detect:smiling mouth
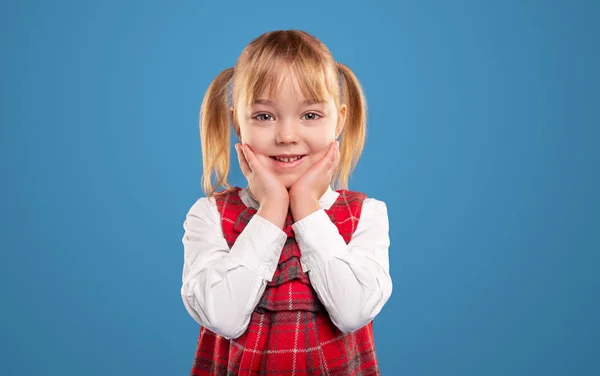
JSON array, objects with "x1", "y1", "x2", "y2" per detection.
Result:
[{"x1": 270, "y1": 155, "x2": 306, "y2": 163}]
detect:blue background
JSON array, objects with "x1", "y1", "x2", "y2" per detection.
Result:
[{"x1": 2, "y1": 0, "x2": 598, "y2": 375}]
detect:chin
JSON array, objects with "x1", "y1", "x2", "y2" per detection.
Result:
[
  {"x1": 279, "y1": 176, "x2": 298, "y2": 190},
  {"x1": 282, "y1": 181, "x2": 295, "y2": 190}
]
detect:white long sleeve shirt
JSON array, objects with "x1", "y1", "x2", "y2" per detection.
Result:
[{"x1": 180, "y1": 186, "x2": 392, "y2": 339}]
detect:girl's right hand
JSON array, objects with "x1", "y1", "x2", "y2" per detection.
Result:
[{"x1": 235, "y1": 143, "x2": 289, "y2": 209}]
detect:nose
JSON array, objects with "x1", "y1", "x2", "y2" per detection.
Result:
[{"x1": 275, "y1": 120, "x2": 299, "y2": 144}]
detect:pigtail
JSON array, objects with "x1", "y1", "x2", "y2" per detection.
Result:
[
  {"x1": 335, "y1": 62, "x2": 367, "y2": 190},
  {"x1": 200, "y1": 67, "x2": 235, "y2": 197}
]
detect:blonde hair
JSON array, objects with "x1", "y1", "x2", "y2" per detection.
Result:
[{"x1": 199, "y1": 30, "x2": 367, "y2": 197}]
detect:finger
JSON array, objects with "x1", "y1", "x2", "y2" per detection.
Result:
[
  {"x1": 326, "y1": 141, "x2": 337, "y2": 165},
  {"x1": 333, "y1": 141, "x2": 339, "y2": 158},
  {"x1": 242, "y1": 145, "x2": 262, "y2": 173},
  {"x1": 313, "y1": 142, "x2": 337, "y2": 173},
  {"x1": 328, "y1": 141, "x2": 340, "y2": 174},
  {"x1": 236, "y1": 143, "x2": 252, "y2": 176},
  {"x1": 332, "y1": 141, "x2": 341, "y2": 169}
]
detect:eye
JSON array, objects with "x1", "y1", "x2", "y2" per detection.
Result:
[
  {"x1": 253, "y1": 113, "x2": 274, "y2": 121},
  {"x1": 302, "y1": 112, "x2": 321, "y2": 121}
]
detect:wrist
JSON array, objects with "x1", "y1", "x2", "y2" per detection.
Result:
[
  {"x1": 290, "y1": 196, "x2": 321, "y2": 222},
  {"x1": 257, "y1": 199, "x2": 289, "y2": 229},
  {"x1": 289, "y1": 187, "x2": 315, "y2": 204}
]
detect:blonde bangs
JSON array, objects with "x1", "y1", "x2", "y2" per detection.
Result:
[{"x1": 235, "y1": 34, "x2": 339, "y2": 109}]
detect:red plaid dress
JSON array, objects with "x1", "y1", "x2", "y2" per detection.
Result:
[{"x1": 190, "y1": 187, "x2": 380, "y2": 375}]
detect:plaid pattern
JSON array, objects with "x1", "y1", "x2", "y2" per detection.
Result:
[{"x1": 190, "y1": 187, "x2": 380, "y2": 375}]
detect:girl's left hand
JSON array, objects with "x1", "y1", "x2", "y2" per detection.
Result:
[{"x1": 289, "y1": 141, "x2": 340, "y2": 218}]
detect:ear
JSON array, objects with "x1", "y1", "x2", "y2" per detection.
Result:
[
  {"x1": 336, "y1": 104, "x2": 347, "y2": 138},
  {"x1": 230, "y1": 106, "x2": 241, "y2": 140}
]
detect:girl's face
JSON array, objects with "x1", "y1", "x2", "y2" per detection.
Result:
[{"x1": 233, "y1": 74, "x2": 346, "y2": 189}]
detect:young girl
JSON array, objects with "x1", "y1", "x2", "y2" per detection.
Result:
[{"x1": 181, "y1": 30, "x2": 392, "y2": 375}]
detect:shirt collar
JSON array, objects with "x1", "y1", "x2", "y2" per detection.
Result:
[{"x1": 239, "y1": 186, "x2": 339, "y2": 210}]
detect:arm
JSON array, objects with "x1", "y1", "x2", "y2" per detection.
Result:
[
  {"x1": 180, "y1": 197, "x2": 287, "y2": 339},
  {"x1": 291, "y1": 198, "x2": 393, "y2": 333}
]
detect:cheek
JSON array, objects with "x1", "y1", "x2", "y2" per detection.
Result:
[
  {"x1": 306, "y1": 131, "x2": 336, "y2": 154},
  {"x1": 240, "y1": 129, "x2": 269, "y2": 151}
]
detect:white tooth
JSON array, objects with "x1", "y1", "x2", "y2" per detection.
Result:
[{"x1": 276, "y1": 156, "x2": 301, "y2": 162}]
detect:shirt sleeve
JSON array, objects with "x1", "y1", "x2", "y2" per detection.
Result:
[
  {"x1": 291, "y1": 198, "x2": 393, "y2": 333},
  {"x1": 180, "y1": 197, "x2": 287, "y2": 339}
]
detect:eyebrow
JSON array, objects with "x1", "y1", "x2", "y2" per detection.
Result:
[{"x1": 252, "y1": 98, "x2": 327, "y2": 106}]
